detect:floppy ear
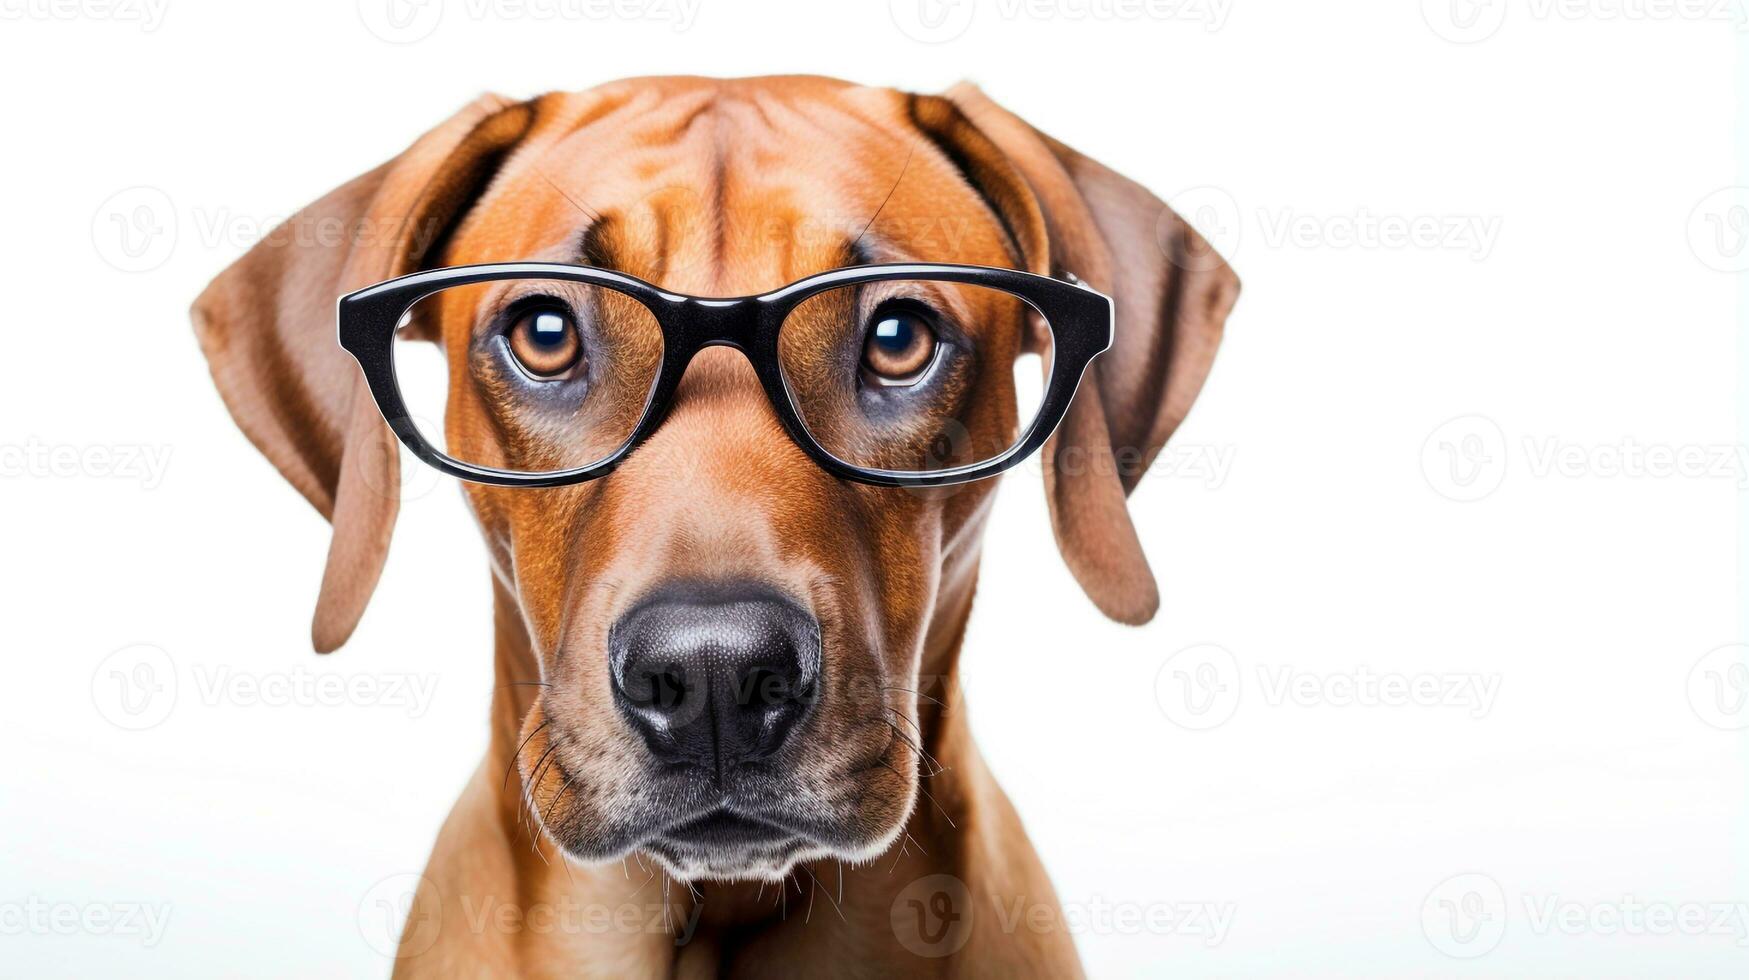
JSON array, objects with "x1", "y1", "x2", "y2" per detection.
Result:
[
  {"x1": 928, "y1": 84, "x2": 1240, "y2": 625},
  {"x1": 192, "y1": 93, "x2": 538, "y2": 651}
]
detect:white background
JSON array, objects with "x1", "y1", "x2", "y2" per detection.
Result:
[{"x1": 2, "y1": 1, "x2": 1746, "y2": 976}]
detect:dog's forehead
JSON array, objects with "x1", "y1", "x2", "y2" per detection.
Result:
[{"x1": 456, "y1": 78, "x2": 1015, "y2": 289}]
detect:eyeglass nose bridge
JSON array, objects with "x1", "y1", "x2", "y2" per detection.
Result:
[{"x1": 671, "y1": 295, "x2": 763, "y2": 355}]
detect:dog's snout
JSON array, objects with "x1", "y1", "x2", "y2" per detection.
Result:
[{"x1": 609, "y1": 585, "x2": 820, "y2": 774}]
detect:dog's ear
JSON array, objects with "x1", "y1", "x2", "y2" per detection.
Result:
[
  {"x1": 192, "y1": 94, "x2": 538, "y2": 651},
  {"x1": 921, "y1": 84, "x2": 1240, "y2": 625}
]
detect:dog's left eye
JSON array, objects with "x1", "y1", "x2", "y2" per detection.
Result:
[
  {"x1": 506, "y1": 306, "x2": 583, "y2": 378},
  {"x1": 861, "y1": 304, "x2": 938, "y2": 386}
]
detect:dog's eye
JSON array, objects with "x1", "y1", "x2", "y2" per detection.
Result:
[
  {"x1": 860, "y1": 305, "x2": 938, "y2": 386},
  {"x1": 506, "y1": 306, "x2": 583, "y2": 378}
]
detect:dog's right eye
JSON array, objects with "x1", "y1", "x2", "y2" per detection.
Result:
[{"x1": 505, "y1": 306, "x2": 583, "y2": 378}]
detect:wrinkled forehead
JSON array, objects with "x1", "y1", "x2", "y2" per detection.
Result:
[{"x1": 448, "y1": 83, "x2": 1019, "y2": 293}]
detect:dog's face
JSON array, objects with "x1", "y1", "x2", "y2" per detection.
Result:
[
  {"x1": 192, "y1": 76, "x2": 1238, "y2": 882},
  {"x1": 447, "y1": 81, "x2": 1025, "y2": 879}
]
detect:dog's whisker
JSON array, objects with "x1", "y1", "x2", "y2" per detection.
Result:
[
  {"x1": 880, "y1": 685, "x2": 948, "y2": 709},
  {"x1": 880, "y1": 759, "x2": 956, "y2": 830},
  {"x1": 532, "y1": 166, "x2": 602, "y2": 224},
  {"x1": 518, "y1": 739, "x2": 569, "y2": 863},
  {"x1": 669, "y1": 897, "x2": 685, "y2": 943},
  {"x1": 882, "y1": 704, "x2": 925, "y2": 738},
  {"x1": 876, "y1": 717, "x2": 946, "y2": 778},
  {"x1": 887, "y1": 835, "x2": 910, "y2": 874},
  {"x1": 626, "y1": 865, "x2": 660, "y2": 902},
  {"x1": 544, "y1": 772, "x2": 577, "y2": 820},
  {"x1": 540, "y1": 775, "x2": 580, "y2": 885},
  {"x1": 800, "y1": 864, "x2": 847, "y2": 925},
  {"x1": 502, "y1": 719, "x2": 551, "y2": 792},
  {"x1": 883, "y1": 725, "x2": 940, "y2": 778},
  {"x1": 884, "y1": 718, "x2": 941, "y2": 770},
  {"x1": 513, "y1": 748, "x2": 557, "y2": 860},
  {"x1": 849, "y1": 141, "x2": 916, "y2": 256}
]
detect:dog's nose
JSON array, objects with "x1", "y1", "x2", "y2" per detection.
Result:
[{"x1": 609, "y1": 585, "x2": 820, "y2": 773}]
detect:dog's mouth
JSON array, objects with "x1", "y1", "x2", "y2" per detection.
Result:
[
  {"x1": 643, "y1": 808, "x2": 824, "y2": 881},
  {"x1": 522, "y1": 697, "x2": 918, "y2": 882},
  {"x1": 662, "y1": 808, "x2": 792, "y2": 848}
]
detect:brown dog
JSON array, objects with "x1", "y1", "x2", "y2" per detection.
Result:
[{"x1": 193, "y1": 75, "x2": 1237, "y2": 977}]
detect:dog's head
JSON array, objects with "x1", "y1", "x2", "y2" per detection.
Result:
[{"x1": 193, "y1": 76, "x2": 1236, "y2": 881}]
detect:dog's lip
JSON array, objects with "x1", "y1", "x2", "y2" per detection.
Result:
[{"x1": 655, "y1": 807, "x2": 798, "y2": 849}]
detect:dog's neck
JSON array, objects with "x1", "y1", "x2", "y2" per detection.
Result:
[{"x1": 469, "y1": 560, "x2": 1004, "y2": 972}]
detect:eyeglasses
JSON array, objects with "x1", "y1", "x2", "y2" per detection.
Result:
[{"x1": 338, "y1": 262, "x2": 1112, "y2": 488}]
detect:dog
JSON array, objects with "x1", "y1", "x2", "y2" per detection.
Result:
[{"x1": 192, "y1": 75, "x2": 1237, "y2": 977}]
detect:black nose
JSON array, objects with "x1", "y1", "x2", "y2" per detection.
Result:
[{"x1": 609, "y1": 584, "x2": 820, "y2": 775}]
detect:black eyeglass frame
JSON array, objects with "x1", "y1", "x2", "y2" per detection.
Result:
[{"x1": 337, "y1": 262, "x2": 1113, "y2": 488}]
